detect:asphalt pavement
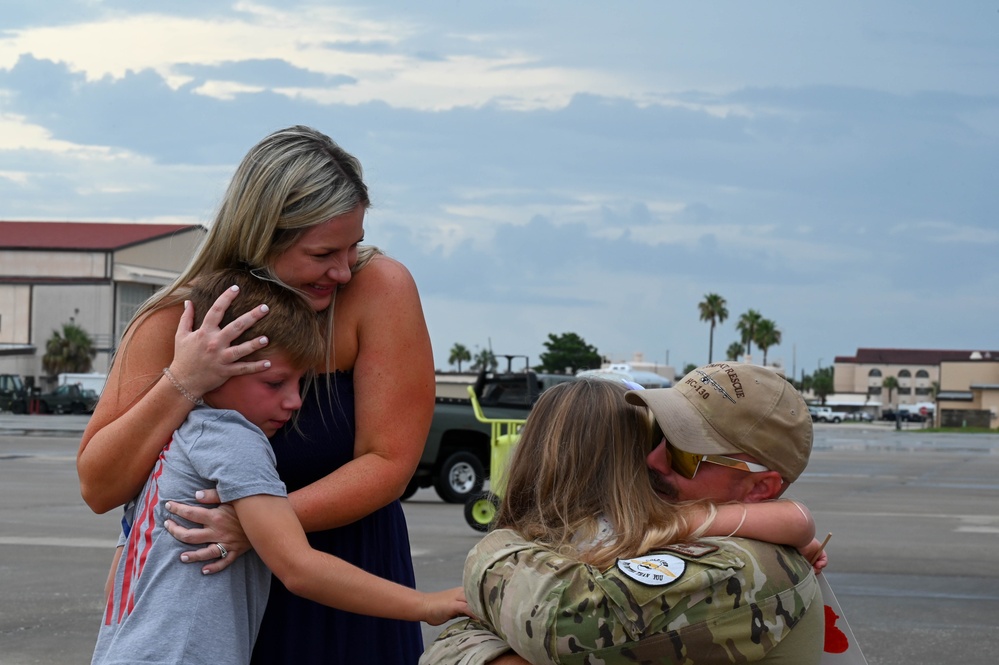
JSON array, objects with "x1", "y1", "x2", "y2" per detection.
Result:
[
  {"x1": 2, "y1": 417, "x2": 998, "y2": 664},
  {"x1": 0, "y1": 413, "x2": 91, "y2": 437}
]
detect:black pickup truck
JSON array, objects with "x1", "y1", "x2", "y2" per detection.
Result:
[
  {"x1": 880, "y1": 408, "x2": 925, "y2": 423},
  {"x1": 0, "y1": 373, "x2": 28, "y2": 414},
  {"x1": 404, "y1": 370, "x2": 576, "y2": 503}
]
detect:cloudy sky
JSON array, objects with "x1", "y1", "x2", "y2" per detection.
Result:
[{"x1": 2, "y1": 1, "x2": 997, "y2": 377}]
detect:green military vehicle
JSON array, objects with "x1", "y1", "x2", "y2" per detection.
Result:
[
  {"x1": 0, "y1": 374, "x2": 28, "y2": 414},
  {"x1": 404, "y1": 368, "x2": 576, "y2": 503},
  {"x1": 36, "y1": 383, "x2": 99, "y2": 414}
]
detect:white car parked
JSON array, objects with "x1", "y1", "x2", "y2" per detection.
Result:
[{"x1": 808, "y1": 405, "x2": 848, "y2": 423}]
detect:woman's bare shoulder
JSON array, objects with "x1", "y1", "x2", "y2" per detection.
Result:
[
  {"x1": 121, "y1": 303, "x2": 184, "y2": 353},
  {"x1": 332, "y1": 253, "x2": 429, "y2": 366},
  {"x1": 354, "y1": 253, "x2": 415, "y2": 287},
  {"x1": 340, "y1": 254, "x2": 420, "y2": 310}
]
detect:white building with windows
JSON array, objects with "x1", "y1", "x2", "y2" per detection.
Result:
[{"x1": 0, "y1": 221, "x2": 205, "y2": 390}]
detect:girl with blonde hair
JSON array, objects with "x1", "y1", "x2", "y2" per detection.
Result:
[{"x1": 496, "y1": 378, "x2": 822, "y2": 568}]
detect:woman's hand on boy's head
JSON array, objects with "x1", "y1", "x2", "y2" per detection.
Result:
[
  {"x1": 164, "y1": 491, "x2": 251, "y2": 575},
  {"x1": 173, "y1": 286, "x2": 272, "y2": 397}
]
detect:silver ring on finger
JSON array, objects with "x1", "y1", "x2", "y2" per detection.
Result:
[{"x1": 215, "y1": 542, "x2": 228, "y2": 559}]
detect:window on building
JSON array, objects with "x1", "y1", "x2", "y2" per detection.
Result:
[
  {"x1": 868, "y1": 386, "x2": 882, "y2": 395},
  {"x1": 868, "y1": 368, "x2": 882, "y2": 378},
  {"x1": 915, "y1": 369, "x2": 929, "y2": 378},
  {"x1": 915, "y1": 387, "x2": 930, "y2": 395},
  {"x1": 116, "y1": 283, "x2": 157, "y2": 343},
  {"x1": 898, "y1": 387, "x2": 911, "y2": 395},
  {"x1": 898, "y1": 369, "x2": 911, "y2": 378}
]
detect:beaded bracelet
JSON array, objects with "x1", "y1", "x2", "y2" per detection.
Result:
[{"x1": 163, "y1": 367, "x2": 205, "y2": 406}]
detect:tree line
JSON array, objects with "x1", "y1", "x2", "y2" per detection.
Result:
[
  {"x1": 446, "y1": 292, "x2": 838, "y2": 393},
  {"x1": 697, "y1": 293, "x2": 782, "y2": 366},
  {"x1": 698, "y1": 293, "x2": 847, "y2": 396},
  {"x1": 448, "y1": 332, "x2": 601, "y2": 375}
]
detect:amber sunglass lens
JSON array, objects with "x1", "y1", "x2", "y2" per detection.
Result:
[{"x1": 667, "y1": 442, "x2": 700, "y2": 479}]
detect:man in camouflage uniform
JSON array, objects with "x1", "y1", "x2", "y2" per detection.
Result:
[{"x1": 421, "y1": 363, "x2": 822, "y2": 665}]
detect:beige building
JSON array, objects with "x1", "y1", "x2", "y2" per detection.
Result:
[
  {"x1": 1, "y1": 221, "x2": 205, "y2": 390},
  {"x1": 936, "y1": 356, "x2": 999, "y2": 428},
  {"x1": 833, "y1": 348, "x2": 999, "y2": 426}
]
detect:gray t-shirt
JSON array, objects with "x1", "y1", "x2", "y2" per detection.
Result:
[{"x1": 92, "y1": 407, "x2": 287, "y2": 665}]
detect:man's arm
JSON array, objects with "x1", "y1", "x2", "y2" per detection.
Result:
[
  {"x1": 455, "y1": 530, "x2": 822, "y2": 665},
  {"x1": 420, "y1": 618, "x2": 525, "y2": 665}
]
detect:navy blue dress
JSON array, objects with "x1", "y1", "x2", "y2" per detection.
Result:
[{"x1": 250, "y1": 372, "x2": 423, "y2": 664}]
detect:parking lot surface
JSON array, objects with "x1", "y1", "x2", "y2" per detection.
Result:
[{"x1": 2, "y1": 419, "x2": 997, "y2": 664}]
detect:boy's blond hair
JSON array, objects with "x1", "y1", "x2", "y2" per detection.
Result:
[{"x1": 189, "y1": 269, "x2": 325, "y2": 371}]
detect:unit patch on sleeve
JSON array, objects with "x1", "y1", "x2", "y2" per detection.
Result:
[{"x1": 616, "y1": 553, "x2": 686, "y2": 586}]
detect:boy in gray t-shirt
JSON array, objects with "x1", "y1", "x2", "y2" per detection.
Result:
[{"x1": 92, "y1": 270, "x2": 466, "y2": 665}]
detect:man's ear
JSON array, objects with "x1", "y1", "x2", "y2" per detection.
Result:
[{"x1": 744, "y1": 471, "x2": 785, "y2": 502}]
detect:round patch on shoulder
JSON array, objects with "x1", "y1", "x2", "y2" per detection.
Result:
[{"x1": 616, "y1": 553, "x2": 686, "y2": 586}]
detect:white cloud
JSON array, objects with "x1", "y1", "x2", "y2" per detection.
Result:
[
  {"x1": 1, "y1": 1, "x2": 996, "y2": 375},
  {"x1": 0, "y1": 6, "x2": 396, "y2": 81},
  {"x1": 0, "y1": 4, "x2": 669, "y2": 112},
  {"x1": 0, "y1": 113, "x2": 103, "y2": 153},
  {"x1": 192, "y1": 80, "x2": 266, "y2": 100},
  {"x1": 291, "y1": 53, "x2": 616, "y2": 111},
  {"x1": 887, "y1": 219, "x2": 999, "y2": 244},
  {"x1": 0, "y1": 170, "x2": 29, "y2": 185}
]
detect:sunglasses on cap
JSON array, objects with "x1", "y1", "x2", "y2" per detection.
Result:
[{"x1": 663, "y1": 437, "x2": 771, "y2": 479}]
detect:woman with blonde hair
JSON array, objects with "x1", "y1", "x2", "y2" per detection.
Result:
[
  {"x1": 428, "y1": 377, "x2": 826, "y2": 665},
  {"x1": 78, "y1": 125, "x2": 435, "y2": 664}
]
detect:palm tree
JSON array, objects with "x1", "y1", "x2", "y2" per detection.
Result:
[
  {"x1": 698, "y1": 293, "x2": 728, "y2": 364},
  {"x1": 811, "y1": 367, "x2": 834, "y2": 405},
  {"x1": 725, "y1": 341, "x2": 744, "y2": 361},
  {"x1": 754, "y1": 319, "x2": 782, "y2": 366},
  {"x1": 471, "y1": 348, "x2": 498, "y2": 373},
  {"x1": 798, "y1": 371, "x2": 813, "y2": 394},
  {"x1": 736, "y1": 309, "x2": 763, "y2": 359},
  {"x1": 42, "y1": 322, "x2": 96, "y2": 379},
  {"x1": 882, "y1": 375, "x2": 898, "y2": 409},
  {"x1": 448, "y1": 343, "x2": 472, "y2": 372}
]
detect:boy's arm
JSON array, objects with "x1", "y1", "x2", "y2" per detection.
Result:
[
  {"x1": 694, "y1": 499, "x2": 816, "y2": 549},
  {"x1": 104, "y1": 546, "x2": 123, "y2": 602},
  {"x1": 232, "y1": 494, "x2": 466, "y2": 625}
]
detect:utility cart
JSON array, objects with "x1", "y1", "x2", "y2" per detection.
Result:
[{"x1": 462, "y1": 384, "x2": 527, "y2": 531}]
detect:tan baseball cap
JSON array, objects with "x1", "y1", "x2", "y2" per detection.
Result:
[{"x1": 624, "y1": 362, "x2": 813, "y2": 481}]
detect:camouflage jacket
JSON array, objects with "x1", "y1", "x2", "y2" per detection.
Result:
[{"x1": 421, "y1": 529, "x2": 821, "y2": 665}]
